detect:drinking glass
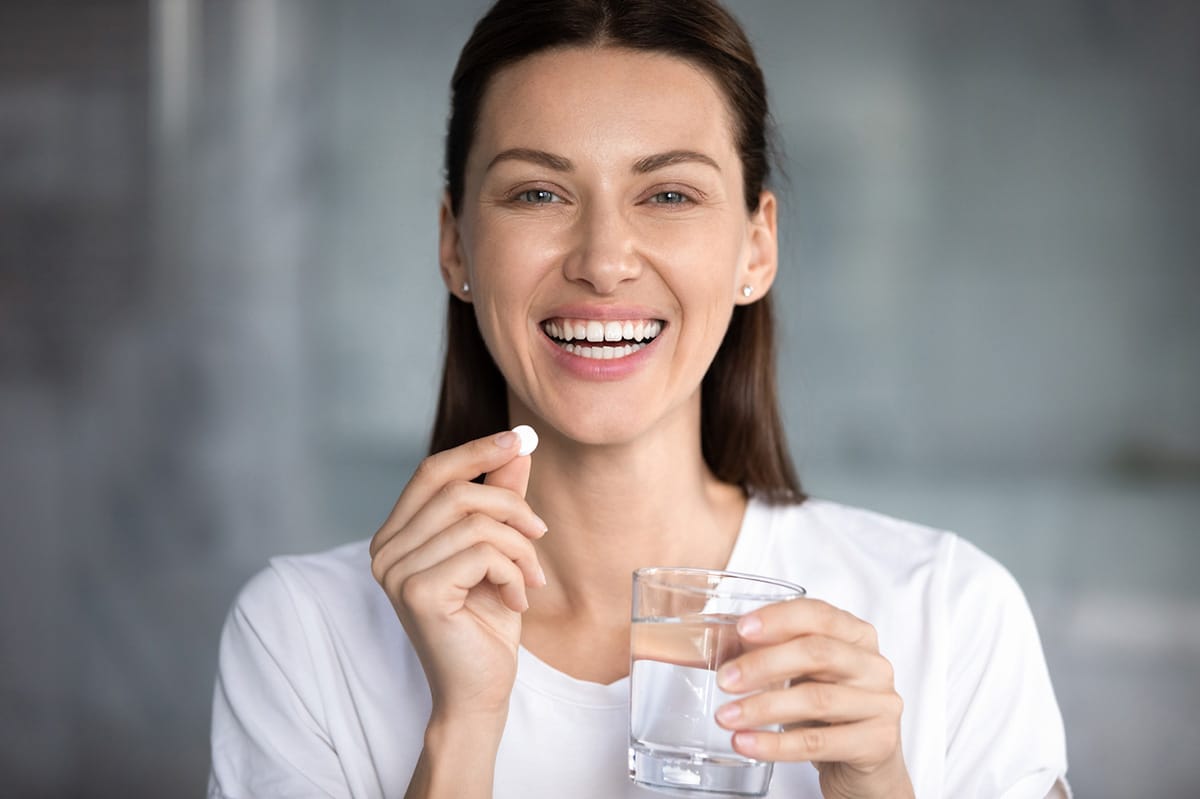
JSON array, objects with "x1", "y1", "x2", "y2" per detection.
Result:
[{"x1": 628, "y1": 567, "x2": 806, "y2": 797}]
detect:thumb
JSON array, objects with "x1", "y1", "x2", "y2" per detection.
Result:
[
  {"x1": 483, "y1": 425, "x2": 537, "y2": 497},
  {"x1": 484, "y1": 452, "x2": 532, "y2": 497}
]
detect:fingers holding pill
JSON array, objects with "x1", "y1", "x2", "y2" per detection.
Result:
[
  {"x1": 371, "y1": 426, "x2": 540, "y2": 556},
  {"x1": 367, "y1": 426, "x2": 544, "y2": 722}
]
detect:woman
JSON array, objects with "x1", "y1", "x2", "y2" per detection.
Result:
[{"x1": 208, "y1": 1, "x2": 1068, "y2": 797}]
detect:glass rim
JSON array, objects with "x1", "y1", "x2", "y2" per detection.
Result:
[{"x1": 633, "y1": 566, "x2": 805, "y2": 601}]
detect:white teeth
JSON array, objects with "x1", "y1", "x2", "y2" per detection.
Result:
[
  {"x1": 557, "y1": 341, "x2": 649, "y2": 360},
  {"x1": 543, "y1": 317, "x2": 664, "y2": 356},
  {"x1": 545, "y1": 318, "x2": 663, "y2": 341}
]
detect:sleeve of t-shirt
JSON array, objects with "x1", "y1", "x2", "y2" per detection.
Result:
[
  {"x1": 941, "y1": 536, "x2": 1069, "y2": 798},
  {"x1": 208, "y1": 565, "x2": 350, "y2": 799}
]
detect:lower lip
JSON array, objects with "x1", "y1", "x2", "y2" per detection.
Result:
[{"x1": 540, "y1": 328, "x2": 662, "y2": 380}]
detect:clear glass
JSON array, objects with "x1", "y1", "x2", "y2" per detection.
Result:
[{"x1": 628, "y1": 567, "x2": 806, "y2": 797}]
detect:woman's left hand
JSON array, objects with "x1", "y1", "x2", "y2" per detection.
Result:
[{"x1": 714, "y1": 598, "x2": 914, "y2": 799}]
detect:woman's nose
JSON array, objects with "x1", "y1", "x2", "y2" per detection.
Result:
[{"x1": 561, "y1": 204, "x2": 642, "y2": 294}]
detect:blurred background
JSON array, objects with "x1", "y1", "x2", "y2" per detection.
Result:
[{"x1": 1, "y1": 0, "x2": 1197, "y2": 796}]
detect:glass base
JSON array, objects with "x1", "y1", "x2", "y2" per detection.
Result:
[{"x1": 628, "y1": 744, "x2": 772, "y2": 797}]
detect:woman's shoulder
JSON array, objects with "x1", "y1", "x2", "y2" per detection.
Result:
[
  {"x1": 777, "y1": 497, "x2": 948, "y2": 539},
  {"x1": 270, "y1": 538, "x2": 374, "y2": 587},
  {"x1": 747, "y1": 496, "x2": 1016, "y2": 598},
  {"x1": 227, "y1": 538, "x2": 385, "y2": 634},
  {"x1": 754, "y1": 496, "x2": 954, "y2": 560}
]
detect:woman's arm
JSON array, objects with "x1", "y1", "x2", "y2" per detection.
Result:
[
  {"x1": 403, "y1": 717, "x2": 505, "y2": 799},
  {"x1": 941, "y1": 538, "x2": 1068, "y2": 797},
  {"x1": 210, "y1": 431, "x2": 545, "y2": 799},
  {"x1": 369, "y1": 430, "x2": 546, "y2": 798},
  {"x1": 208, "y1": 568, "x2": 350, "y2": 799}
]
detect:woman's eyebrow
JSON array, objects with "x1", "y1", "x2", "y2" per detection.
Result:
[
  {"x1": 487, "y1": 148, "x2": 574, "y2": 172},
  {"x1": 486, "y1": 148, "x2": 721, "y2": 175},
  {"x1": 633, "y1": 150, "x2": 721, "y2": 174}
]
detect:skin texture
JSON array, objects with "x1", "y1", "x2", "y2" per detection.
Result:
[{"x1": 371, "y1": 46, "x2": 912, "y2": 799}]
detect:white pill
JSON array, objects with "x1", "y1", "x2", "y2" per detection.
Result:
[{"x1": 512, "y1": 424, "x2": 539, "y2": 456}]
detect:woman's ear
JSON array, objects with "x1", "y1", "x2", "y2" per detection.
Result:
[
  {"x1": 439, "y1": 192, "x2": 472, "y2": 302},
  {"x1": 736, "y1": 190, "x2": 779, "y2": 305}
]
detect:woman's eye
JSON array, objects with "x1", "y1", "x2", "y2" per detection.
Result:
[
  {"x1": 515, "y1": 189, "x2": 561, "y2": 204},
  {"x1": 648, "y1": 190, "x2": 691, "y2": 205}
]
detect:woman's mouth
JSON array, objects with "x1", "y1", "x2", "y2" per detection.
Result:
[{"x1": 540, "y1": 317, "x2": 664, "y2": 360}]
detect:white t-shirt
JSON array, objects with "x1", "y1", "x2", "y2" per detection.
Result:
[{"x1": 208, "y1": 498, "x2": 1068, "y2": 798}]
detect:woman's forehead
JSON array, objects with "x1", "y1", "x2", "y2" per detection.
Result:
[{"x1": 470, "y1": 46, "x2": 740, "y2": 169}]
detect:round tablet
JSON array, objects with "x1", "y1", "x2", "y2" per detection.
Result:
[{"x1": 511, "y1": 424, "x2": 539, "y2": 456}]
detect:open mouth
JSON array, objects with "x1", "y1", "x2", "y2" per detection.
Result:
[{"x1": 540, "y1": 317, "x2": 664, "y2": 360}]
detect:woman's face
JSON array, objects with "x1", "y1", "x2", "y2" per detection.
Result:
[{"x1": 441, "y1": 46, "x2": 777, "y2": 447}]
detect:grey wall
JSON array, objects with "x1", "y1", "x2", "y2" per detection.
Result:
[{"x1": 1, "y1": 1, "x2": 1197, "y2": 796}]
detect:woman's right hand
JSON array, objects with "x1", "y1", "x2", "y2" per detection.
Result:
[{"x1": 369, "y1": 430, "x2": 547, "y2": 733}]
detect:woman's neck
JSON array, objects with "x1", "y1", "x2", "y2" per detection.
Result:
[{"x1": 519, "y1": 412, "x2": 747, "y2": 624}]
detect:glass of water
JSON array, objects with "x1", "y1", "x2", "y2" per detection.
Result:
[{"x1": 628, "y1": 567, "x2": 806, "y2": 797}]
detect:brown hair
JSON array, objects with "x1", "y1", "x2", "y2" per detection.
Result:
[{"x1": 431, "y1": 0, "x2": 803, "y2": 504}]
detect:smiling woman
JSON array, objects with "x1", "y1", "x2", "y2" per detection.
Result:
[{"x1": 207, "y1": 2, "x2": 1068, "y2": 798}]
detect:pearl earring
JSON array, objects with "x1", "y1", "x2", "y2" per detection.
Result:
[
  {"x1": 741, "y1": 284, "x2": 753, "y2": 298},
  {"x1": 462, "y1": 282, "x2": 470, "y2": 293}
]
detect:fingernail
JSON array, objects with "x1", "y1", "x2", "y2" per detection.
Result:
[
  {"x1": 494, "y1": 431, "x2": 516, "y2": 448},
  {"x1": 716, "y1": 703, "x2": 741, "y2": 724},
  {"x1": 536, "y1": 566, "x2": 547, "y2": 586},
  {"x1": 737, "y1": 614, "x2": 762, "y2": 638},
  {"x1": 733, "y1": 731, "x2": 757, "y2": 751},
  {"x1": 534, "y1": 516, "x2": 549, "y2": 535},
  {"x1": 717, "y1": 664, "x2": 740, "y2": 691}
]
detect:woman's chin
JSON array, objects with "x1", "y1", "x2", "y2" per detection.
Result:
[
  {"x1": 525, "y1": 411, "x2": 657, "y2": 450},
  {"x1": 527, "y1": 397, "x2": 703, "y2": 451}
]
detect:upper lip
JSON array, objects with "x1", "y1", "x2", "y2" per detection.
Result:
[{"x1": 539, "y1": 304, "x2": 667, "y2": 323}]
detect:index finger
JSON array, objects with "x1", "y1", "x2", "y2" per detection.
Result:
[
  {"x1": 737, "y1": 598, "x2": 879, "y2": 653},
  {"x1": 373, "y1": 430, "x2": 524, "y2": 550}
]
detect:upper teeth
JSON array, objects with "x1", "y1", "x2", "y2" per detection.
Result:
[{"x1": 542, "y1": 318, "x2": 663, "y2": 343}]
